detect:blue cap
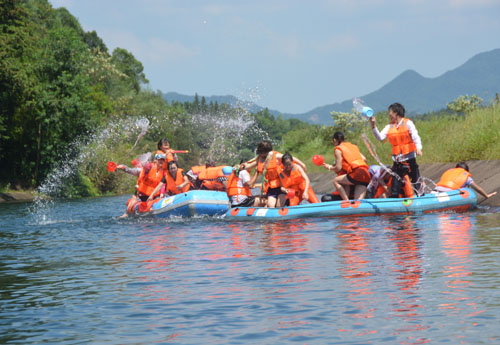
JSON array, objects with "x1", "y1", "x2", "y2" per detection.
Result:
[{"x1": 222, "y1": 166, "x2": 233, "y2": 175}]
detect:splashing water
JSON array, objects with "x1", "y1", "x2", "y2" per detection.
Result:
[
  {"x1": 29, "y1": 117, "x2": 152, "y2": 224},
  {"x1": 131, "y1": 118, "x2": 150, "y2": 150}
]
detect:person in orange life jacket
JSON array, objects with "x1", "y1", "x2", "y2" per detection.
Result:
[
  {"x1": 279, "y1": 152, "x2": 319, "y2": 206},
  {"x1": 148, "y1": 160, "x2": 190, "y2": 199},
  {"x1": 370, "y1": 102, "x2": 423, "y2": 197},
  {"x1": 134, "y1": 152, "x2": 166, "y2": 203},
  {"x1": 240, "y1": 140, "x2": 307, "y2": 208},
  {"x1": 434, "y1": 162, "x2": 497, "y2": 199},
  {"x1": 157, "y1": 138, "x2": 178, "y2": 170},
  {"x1": 227, "y1": 160, "x2": 256, "y2": 208},
  {"x1": 322, "y1": 132, "x2": 370, "y2": 201}
]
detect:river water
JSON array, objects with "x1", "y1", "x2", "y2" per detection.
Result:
[{"x1": 1, "y1": 196, "x2": 500, "y2": 344}]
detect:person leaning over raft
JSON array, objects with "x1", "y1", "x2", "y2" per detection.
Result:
[
  {"x1": 322, "y1": 132, "x2": 370, "y2": 201},
  {"x1": 279, "y1": 152, "x2": 320, "y2": 206},
  {"x1": 434, "y1": 162, "x2": 497, "y2": 200},
  {"x1": 369, "y1": 102, "x2": 423, "y2": 197},
  {"x1": 241, "y1": 140, "x2": 307, "y2": 208}
]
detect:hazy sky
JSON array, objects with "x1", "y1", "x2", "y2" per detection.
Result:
[{"x1": 49, "y1": 0, "x2": 500, "y2": 114}]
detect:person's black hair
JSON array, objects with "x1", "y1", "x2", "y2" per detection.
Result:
[
  {"x1": 333, "y1": 132, "x2": 345, "y2": 143},
  {"x1": 205, "y1": 160, "x2": 216, "y2": 167},
  {"x1": 167, "y1": 160, "x2": 178, "y2": 169},
  {"x1": 388, "y1": 103, "x2": 405, "y2": 117},
  {"x1": 456, "y1": 162, "x2": 469, "y2": 172},
  {"x1": 256, "y1": 140, "x2": 273, "y2": 154},
  {"x1": 281, "y1": 152, "x2": 293, "y2": 163},
  {"x1": 157, "y1": 138, "x2": 170, "y2": 150}
]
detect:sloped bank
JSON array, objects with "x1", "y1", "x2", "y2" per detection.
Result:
[{"x1": 309, "y1": 160, "x2": 500, "y2": 207}]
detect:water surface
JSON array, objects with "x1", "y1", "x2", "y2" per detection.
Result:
[{"x1": 1, "y1": 196, "x2": 500, "y2": 344}]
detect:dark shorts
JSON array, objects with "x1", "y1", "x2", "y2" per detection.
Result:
[
  {"x1": 231, "y1": 196, "x2": 255, "y2": 208},
  {"x1": 138, "y1": 194, "x2": 149, "y2": 202},
  {"x1": 266, "y1": 186, "x2": 284, "y2": 198},
  {"x1": 346, "y1": 166, "x2": 370, "y2": 186}
]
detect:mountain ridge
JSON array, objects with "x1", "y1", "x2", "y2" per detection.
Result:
[{"x1": 162, "y1": 48, "x2": 500, "y2": 125}]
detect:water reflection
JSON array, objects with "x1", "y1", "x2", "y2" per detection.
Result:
[
  {"x1": 260, "y1": 221, "x2": 310, "y2": 256},
  {"x1": 337, "y1": 220, "x2": 374, "y2": 319},
  {"x1": 385, "y1": 217, "x2": 427, "y2": 341},
  {"x1": 437, "y1": 214, "x2": 475, "y2": 314}
]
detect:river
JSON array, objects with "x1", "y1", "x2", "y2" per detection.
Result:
[{"x1": 1, "y1": 196, "x2": 500, "y2": 344}]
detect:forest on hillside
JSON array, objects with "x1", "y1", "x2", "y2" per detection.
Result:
[
  {"x1": 2, "y1": 0, "x2": 498, "y2": 198},
  {"x1": 0, "y1": 0, "x2": 319, "y2": 196}
]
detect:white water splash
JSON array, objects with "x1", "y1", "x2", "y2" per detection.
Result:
[{"x1": 30, "y1": 117, "x2": 152, "y2": 223}]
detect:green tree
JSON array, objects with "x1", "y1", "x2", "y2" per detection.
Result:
[
  {"x1": 111, "y1": 48, "x2": 148, "y2": 93},
  {"x1": 447, "y1": 94, "x2": 483, "y2": 114}
]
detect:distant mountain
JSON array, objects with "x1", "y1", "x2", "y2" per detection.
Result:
[
  {"x1": 292, "y1": 48, "x2": 500, "y2": 124},
  {"x1": 163, "y1": 48, "x2": 500, "y2": 125},
  {"x1": 162, "y1": 92, "x2": 282, "y2": 117}
]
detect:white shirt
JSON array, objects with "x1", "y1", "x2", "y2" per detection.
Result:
[{"x1": 230, "y1": 170, "x2": 251, "y2": 204}]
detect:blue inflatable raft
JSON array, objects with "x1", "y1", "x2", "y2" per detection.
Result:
[
  {"x1": 126, "y1": 190, "x2": 230, "y2": 218},
  {"x1": 224, "y1": 188, "x2": 477, "y2": 220}
]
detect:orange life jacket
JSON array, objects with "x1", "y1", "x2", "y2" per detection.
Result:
[
  {"x1": 164, "y1": 168, "x2": 190, "y2": 195},
  {"x1": 375, "y1": 175, "x2": 414, "y2": 198},
  {"x1": 437, "y1": 168, "x2": 471, "y2": 190},
  {"x1": 226, "y1": 170, "x2": 252, "y2": 198},
  {"x1": 278, "y1": 163, "x2": 320, "y2": 206},
  {"x1": 137, "y1": 162, "x2": 164, "y2": 197},
  {"x1": 335, "y1": 142, "x2": 368, "y2": 174},
  {"x1": 257, "y1": 151, "x2": 281, "y2": 189},
  {"x1": 198, "y1": 166, "x2": 226, "y2": 191},
  {"x1": 387, "y1": 118, "x2": 417, "y2": 159}
]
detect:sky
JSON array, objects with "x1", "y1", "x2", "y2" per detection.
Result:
[{"x1": 48, "y1": 0, "x2": 500, "y2": 114}]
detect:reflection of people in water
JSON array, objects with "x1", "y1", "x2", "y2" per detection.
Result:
[
  {"x1": 385, "y1": 216, "x2": 424, "y2": 322},
  {"x1": 387, "y1": 217, "x2": 423, "y2": 292},
  {"x1": 260, "y1": 221, "x2": 309, "y2": 256},
  {"x1": 336, "y1": 220, "x2": 375, "y2": 320},
  {"x1": 437, "y1": 214, "x2": 474, "y2": 313}
]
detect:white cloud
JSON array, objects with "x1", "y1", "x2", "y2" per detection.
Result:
[{"x1": 100, "y1": 29, "x2": 199, "y2": 64}]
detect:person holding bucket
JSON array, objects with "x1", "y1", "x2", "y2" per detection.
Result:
[{"x1": 369, "y1": 102, "x2": 423, "y2": 197}]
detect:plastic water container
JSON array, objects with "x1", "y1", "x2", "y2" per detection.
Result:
[{"x1": 353, "y1": 98, "x2": 374, "y2": 118}]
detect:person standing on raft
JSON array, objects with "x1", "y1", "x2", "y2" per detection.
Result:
[
  {"x1": 322, "y1": 132, "x2": 370, "y2": 200},
  {"x1": 369, "y1": 102, "x2": 423, "y2": 197}
]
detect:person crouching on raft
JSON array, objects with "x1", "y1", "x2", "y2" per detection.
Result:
[
  {"x1": 434, "y1": 162, "x2": 497, "y2": 200},
  {"x1": 279, "y1": 152, "x2": 319, "y2": 206},
  {"x1": 148, "y1": 161, "x2": 190, "y2": 199},
  {"x1": 322, "y1": 132, "x2": 370, "y2": 201},
  {"x1": 241, "y1": 140, "x2": 307, "y2": 208}
]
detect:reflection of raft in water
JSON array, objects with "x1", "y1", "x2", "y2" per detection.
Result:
[
  {"x1": 126, "y1": 190, "x2": 230, "y2": 218},
  {"x1": 224, "y1": 188, "x2": 477, "y2": 220}
]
